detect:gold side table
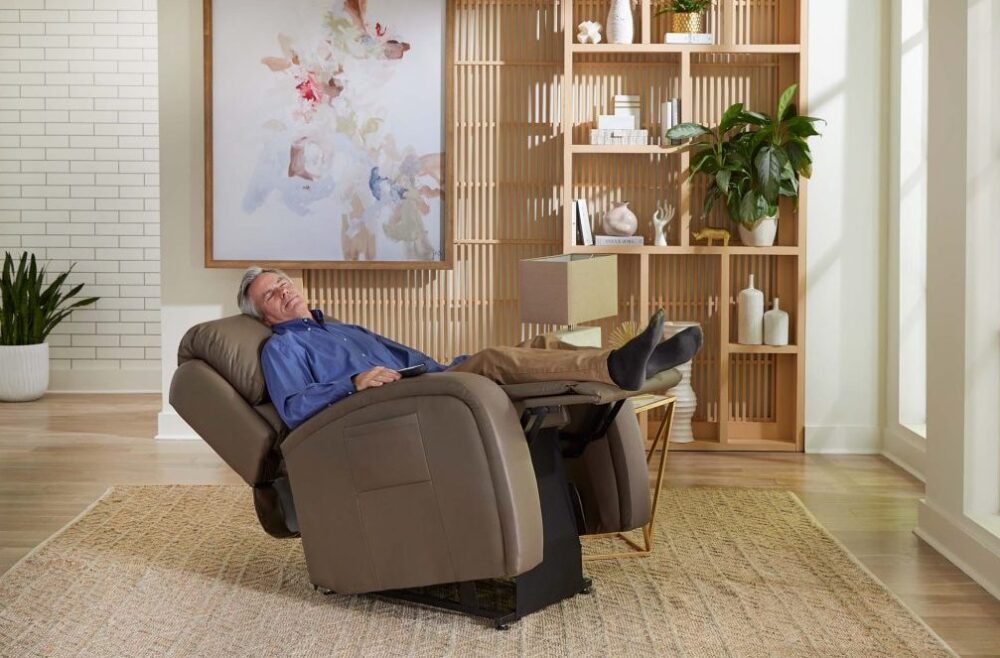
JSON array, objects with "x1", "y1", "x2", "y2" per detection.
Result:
[{"x1": 582, "y1": 394, "x2": 676, "y2": 561}]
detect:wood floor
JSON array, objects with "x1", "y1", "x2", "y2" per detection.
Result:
[{"x1": 1, "y1": 395, "x2": 998, "y2": 657}]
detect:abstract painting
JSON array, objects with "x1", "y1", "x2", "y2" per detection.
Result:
[{"x1": 205, "y1": 0, "x2": 449, "y2": 268}]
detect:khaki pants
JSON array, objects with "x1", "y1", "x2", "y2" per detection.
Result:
[{"x1": 447, "y1": 335, "x2": 615, "y2": 386}]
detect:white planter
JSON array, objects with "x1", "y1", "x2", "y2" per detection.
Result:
[
  {"x1": 0, "y1": 343, "x2": 49, "y2": 402},
  {"x1": 606, "y1": 0, "x2": 634, "y2": 44},
  {"x1": 738, "y1": 215, "x2": 778, "y2": 247},
  {"x1": 663, "y1": 321, "x2": 698, "y2": 444}
]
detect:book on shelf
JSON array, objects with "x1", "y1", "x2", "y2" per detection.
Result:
[
  {"x1": 597, "y1": 114, "x2": 638, "y2": 130},
  {"x1": 574, "y1": 199, "x2": 594, "y2": 246},
  {"x1": 590, "y1": 129, "x2": 649, "y2": 145},
  {"x1": 595, "y1": 235, "x2": 644, "y2": 246},
  {"x1": 664, "y1": 32, "x2": 715, "y2": 44}
]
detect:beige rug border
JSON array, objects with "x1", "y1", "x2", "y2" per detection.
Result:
[
  {"x1": 787, "y1": 491, "x2": 959, "y2": 658},
  {"x1": 0, "y1": 485, "x2": 960, "y2": 658}
]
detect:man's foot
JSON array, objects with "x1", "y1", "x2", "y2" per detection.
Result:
[
  {"x1": 645, "y1": 325, "x2": 703, "y2": 378},
  {"x1": 607, "y1": 309, "x2": 665, "y2": 390}
]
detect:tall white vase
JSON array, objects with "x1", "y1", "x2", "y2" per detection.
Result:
[
  {"x1": 663, "y1": 321, "x2": 698, "y2": 444},
  {"x1": 764, "y1": 298, "x2": 789, "y2": 346},
  {"x1": 737, "y1": 274, "x2": 764, "y2": 345},
  {"x1": 606, "y1": 0, "x2": 634, "y2": 44}
]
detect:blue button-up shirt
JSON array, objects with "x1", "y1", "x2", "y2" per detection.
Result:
[{"x1": 261, "y1": 310, "x2": 466, "y2": 429}]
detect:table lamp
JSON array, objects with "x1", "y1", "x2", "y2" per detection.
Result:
[{"x1": 518, "y1": 254, "x2": 619, "y2": 348}]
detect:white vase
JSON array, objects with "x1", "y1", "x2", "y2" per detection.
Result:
[
  {"x1": 603, "y1": 201, "x2": 638, "y2": 236},
  {"x1": 764, "y1": 298, "x2": 789, "y2": 346},
  {"x1": 737, "y1": 274, "x2": 764, "y2": 345},
  {"x1": 0, "y1": 343, "x2": 49, "y2": 402},
  {"x1": 737, "y1": 214, "x2": 778, "y2": 247},
  {"x1": 662, "y1": 321, "x2": 698, "y2": 444},
  {"x1": 606, "y1": 0, "x2": 634, "y2": 44}
]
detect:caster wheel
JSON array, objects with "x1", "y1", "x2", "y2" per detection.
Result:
[
  {"x1": 495, "y1": 623, "x2": 511, "y2": 631},
  {"x1": 312, "y1": 584, "x2": 335, "y2": 596},
  {"x1": 580, "y1": 578, "x2": 594, "y2": 595}
]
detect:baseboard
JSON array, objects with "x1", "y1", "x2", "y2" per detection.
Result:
[
  {"x1": 804, "y1": 425, "x2": 882, "y2": 454},
  {"x1": 882, "y1": 425, "x2": 926, "y2": 482},
  {"x1": 49, "y1": 367, "x2": 160, "y2": 393},
  {"x1": 916, "y1": 500, "x2": 1000, "y2": 600},
  {"x1": 155, "y1": 409, "x2": 201, "y2": 441}
]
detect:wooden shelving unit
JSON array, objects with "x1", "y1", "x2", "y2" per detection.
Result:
[{"x1": 563, "y1": 0, "x2": 807, "y2": 451}]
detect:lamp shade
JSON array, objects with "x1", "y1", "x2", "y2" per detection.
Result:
[{"x1": 518, "y1": 254, "x2": 619, "y2": 326}]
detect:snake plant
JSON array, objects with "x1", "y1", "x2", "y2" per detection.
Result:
[{"x1": 0, "y1": 251, "x2": 99, "y2": 346}]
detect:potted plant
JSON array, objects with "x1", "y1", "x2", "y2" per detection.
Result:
[
  {"x1": 655, "y1": 0, "x2": 715, "y2": 34},
  {"x1": 0, "y1": 252, "x2": 99, "y2": 401},
  {"x1": 665, "y1": 84, "x2": 822, "y2": 246}
]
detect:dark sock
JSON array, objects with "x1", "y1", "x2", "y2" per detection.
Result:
[
  {"x1": 645, "y1": 325, "x2": 703, "y2": 378},
  {"x1": 607, "y1": 309, "x2": 665, "y2": 390}
]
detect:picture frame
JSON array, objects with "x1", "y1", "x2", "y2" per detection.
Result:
[{"x1": 203, "y1": 0, "x2": 454, "y2": 269}]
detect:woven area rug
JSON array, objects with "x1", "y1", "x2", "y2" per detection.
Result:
[{"x1": 0, "y1": 486, "x2": 955, "y2": 657}]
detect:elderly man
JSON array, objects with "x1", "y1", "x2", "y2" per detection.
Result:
[{"x1": 238, "y1": 267, "x2": 702, "y2": 429}]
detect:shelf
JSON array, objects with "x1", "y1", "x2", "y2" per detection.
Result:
[
  {"x1": 571, "y1": 44, "x2": 801, "y2": 55},
  {"x1": 566, "y1": 245, "x2": 800, "y2": 256},
  {"x1": 728, "y1": 344, "x2": 799, "y2": 354},
  {"x1": 571, "y1": 144, "x2": 684, "y2": 155}
]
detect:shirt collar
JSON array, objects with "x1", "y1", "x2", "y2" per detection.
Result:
[{"x1": 271, "y1": 309, "x2": 326, "y2": 334}]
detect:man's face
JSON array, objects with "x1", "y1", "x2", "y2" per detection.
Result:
[{"x1": 248, "y1": 272, "x2": 310, "y2": 326}]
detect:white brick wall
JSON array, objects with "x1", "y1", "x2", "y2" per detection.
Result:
[{"x1": 0, "y1": 0, "x2": 159, "y2": 391}]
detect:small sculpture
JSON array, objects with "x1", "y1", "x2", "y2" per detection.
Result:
[
  {"x1": 652, "y1": 203, "x2": 676, "y2": 247},
  {"x1": 577, "y1": 21, "x2": 603, "y2": 44},
  {"x1": 691, "y1": 227, "x2": 731, "y2": 246},
  {"x1": 603, "y1": 201, "x2": 638, "y2": 236}
]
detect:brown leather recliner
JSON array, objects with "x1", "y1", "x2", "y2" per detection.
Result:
[{"x1": 169, "y1": 315, "x2": 680, "y2": 627}]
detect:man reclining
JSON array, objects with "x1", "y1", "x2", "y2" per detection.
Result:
[{"x1": 238, "y1": 267, "x2": 702, "y2": 429}]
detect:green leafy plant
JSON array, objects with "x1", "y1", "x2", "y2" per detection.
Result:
[
  {"x1": 665, "y1": 84, "x2": 823, "y2": 228},
  {"x1": 0, "y1": 252, "x2": 99, "y2": 346},
  {"x1": 655, "y1": 0, "x2": 714, "y2": 14}
]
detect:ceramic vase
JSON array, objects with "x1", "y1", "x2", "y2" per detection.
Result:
[
  {"x1": 606, "y1": 0, "x2": 634, "y2": 44},
  {"x1": 603, "y1": 201, "x2": 638, "y2": 236},
  {"x1": 737, "y1": 214, "x2": 778, "y2": 247},
  {"x1": 0, "y1": 343, "x2": 49, "y2": 402},
  {"x1": 663, "y1": 321, "x2": 698, "y2": 444},
  {"x1": 737, "y1": 274, "x2": 764, "y2": 345},
  {"x1": 764, "y1": 298, "x2": 789, "y2": 346}
]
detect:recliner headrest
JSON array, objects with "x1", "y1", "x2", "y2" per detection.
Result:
[{"x1": 178, "y1": 315, "x2": 272, "y2": 405}]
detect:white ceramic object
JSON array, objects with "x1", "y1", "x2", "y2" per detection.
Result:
[
  {"x1": 663, "y1": 321, "x2": 699, "y2": 444},
  {"x1": 737, "y1": 274, "x2": 764, "y2": 345},
  {"x1": 652, "y1": 203, "x2": 675, "y2": 246},
  {"x1": 606, "y1": 0, "x2": 634, "y2": 44},
  {"x1": 737, "y1": 215, "x2": 778, "y2": 247},
  {"x1": 764, "y1": 298, "x2": 789, "y2": 346},
  {"x1": 577, "y1": 21, "x2": 603, "y2": 44},
  {"x1": 0, "y1": 343, "x2": 49, "y2": 402},
  {"x1": 603, "y1": 201, "x2": 638, "y2": 236}
]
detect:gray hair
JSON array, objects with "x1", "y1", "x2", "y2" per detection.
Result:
[{"x1": 237, "y1": 267, "x2": 288, "y2": 319}]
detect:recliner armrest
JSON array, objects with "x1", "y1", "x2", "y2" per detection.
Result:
[{"x1": 280, "y1": 372, "x2": 544, "y2": 594}]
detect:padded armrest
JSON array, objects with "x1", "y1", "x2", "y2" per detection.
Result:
[{"x1": 281, "y1": 372, "x2": 544, "y2": 594}]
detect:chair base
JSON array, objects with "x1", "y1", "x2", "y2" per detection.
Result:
[{"x1": 375, "y1": 425, "x2": 591, "y2": 628}]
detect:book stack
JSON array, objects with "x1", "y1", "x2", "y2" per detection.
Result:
[
  {"x1": 664, "y1": 32, "x2": 715, "y2": 44},
  {"x1": 591, "y1": 94, "x2": 647, "y2": 145},
  {"x1": 660, "y1": 97, "x2": 681, "y2": 145}
]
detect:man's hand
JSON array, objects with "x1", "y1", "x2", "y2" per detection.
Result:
[{"x1": 352, "y1": 366, "x2": 401, "y2": 392}]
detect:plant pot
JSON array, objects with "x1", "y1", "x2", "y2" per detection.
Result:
[
  {"x1": 0, "y1": 343, "x2": 49, "y2": 402},
  {"x1": 671, "y1": 12, "x2": 704, "y2": 34},
  {"x1": 738, "y1": 215, "x2": 778, "y2": 247}
]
